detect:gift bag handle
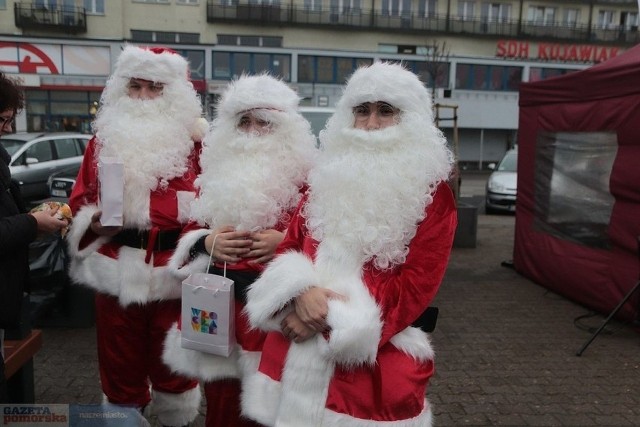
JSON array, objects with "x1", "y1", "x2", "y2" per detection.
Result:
[{"x1": 207, "y1": 233, "x2": 227, "y2": 278}]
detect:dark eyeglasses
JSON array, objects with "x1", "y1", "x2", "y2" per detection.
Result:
[{"x1": 0, "y1": 115, "x2": 14, "y2": 128}]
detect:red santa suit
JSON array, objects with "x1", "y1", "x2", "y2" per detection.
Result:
[
  {"x1": 242, "y1": 62, "x2": 458, "y2": 426},
  {"x1": 161, "y1": 74, "x2": 317, "y2": 426},
  {"x1": 66, "y1": 45, "x2": 207, "y2": 427}
]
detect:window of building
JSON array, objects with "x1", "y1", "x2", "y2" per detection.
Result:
[
  {"x1": 455, "y1": 63, "x2": 521, "y2": 91},
  {"x1": 528, "y1": 6, "x2": 555, "y2": 25},
  {"x1": 563, "y1": 8, "x2": 579, "y2": 27},
  {"x1": 177, "y1": 0, "x2": 199, "y2": 4},
  {"x1": 34, "y1": 0, "x2": 57, "y2": 9},
  {"x1": 176, "y1": 49, "x2": 206, "y2": 80},
  {"x1": 481, "y1": 2, "x2": 511, "y2": 22},
  {"x1": 305, "y1": 0, "x2": 322, "y2": 12},
  {"x1": 381, "y1": 0, "x2": 411, "y2": 17},
  {"x1": 84, "y1": 0, "x2": 104, "y2": 14},
  {"x1": 533, "y1": 131, "x2": 617, "y2": 249},
  {"x1": 212, "y1": 52, "x2": 291, "y2": 81},
  {"x1": 0, "y1": 0, "x2": 6, "y2": 10},
  {"x1": 418, "y1": 0, "x2": 436, "y2": 18},
  {"x1": 130, "y1": 30, "x2": 200, "y2": 44},
  {"x1": 620, "y1": 11, "x2": 638, "y2": 29},
  {"x1": 24, "y1": 89, "x2": 102, "y2": 133},
  {"x1": 329, "y1": 0, "x2": 361, "y2": 14},
  {"x1": 529, "y1": 67, "x2": 578, "y2": 83},
  {"x1": 598, "y1": 10, "x2": 616, "y2": 29},
  {"x1": 382, "y1": 59, "x2": 449, "y2": 88},
  {"x1": 217, "y1": 34, "x2": 283, "y2": 47},
  {"x1": 248, "y1": 0, "x2": 280, "y2": 5},
  {"x1": 133, "y1": 0, "x2": 170, "y2": 4},
  {"x1": 298, "y1": 55, "x2": 373, "y2": 83},
  {"x1": 457, "y1": 1, "x2": 474, "y2": 20}
]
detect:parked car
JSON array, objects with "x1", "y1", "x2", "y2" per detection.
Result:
[
  {"x1": 48, "y1": 163, "x2": 81, "y2": 200},
  {"x1": 485, "y1": 148, "x2": 517, "y2": 214},
  {"x1": 1, "y1": 132, "x2": 91, "y2": 206}
]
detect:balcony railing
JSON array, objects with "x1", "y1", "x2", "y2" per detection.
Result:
[
  {"x1": 206, "y1": 3, "x2": 640, "y2": 45},
  {"x1": 14, "y1": 2, "x2": 87, "y2": 34}
]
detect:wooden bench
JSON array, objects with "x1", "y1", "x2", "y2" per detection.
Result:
[{"x1": 4, "y1": 329, "x2": 42, "y2": 402}]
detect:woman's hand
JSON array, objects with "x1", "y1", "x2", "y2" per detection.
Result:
[
  {"x1": 30, "y1": 206, "x2": 68, "y2": 236},
  {"x1": 281, "y1": 311, "x2": 316, "y2": 343},
  {"x1": 205, "y1": 226, "x2": 252, "y2": 263},
  {"x1": 89, "y1": 210, "x2": 122, "y2": 237},
  {"x1": 245, "y1": 229, "x2": 285, "y2": 264},
  {"x1": 294, "y1": 286, "x2": 347, "y2": 332}
]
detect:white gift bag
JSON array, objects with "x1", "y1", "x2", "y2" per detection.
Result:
[
  {"x1": 98, "y1": 156, "x2": 124, "y2": 226},
  {"x1": 181, "y1": 244, "x2": 236, "y2": 357}
]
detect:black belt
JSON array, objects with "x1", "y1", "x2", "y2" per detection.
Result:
[{"x1": 112, "y1": 229, "x2": 181, "y2": 251}]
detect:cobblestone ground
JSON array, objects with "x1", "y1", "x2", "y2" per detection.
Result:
[{"x1": 33, "y1": 210, "x2": 640, "y2": 426}]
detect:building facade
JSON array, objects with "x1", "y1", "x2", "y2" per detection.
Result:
[{"x1": 0, "y1": 0, "x2": 637, "y2": 167}]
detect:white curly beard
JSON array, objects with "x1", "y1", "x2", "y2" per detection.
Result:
[
  {"x1": 191, "y1": 112, "x2": 317, "y2": 230},
  {"x1": 94, "y1": 96, "x2": 197, "y2": 228},
  {"x1": 307, "y1": 116, "x2": 452, "y2": 270}
]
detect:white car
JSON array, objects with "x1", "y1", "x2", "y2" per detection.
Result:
[
  {"x1": 485, "y1": 148, "x2": 517, "y2": 214},
  {"x1": 1, "y1": 132, "x2": 91, "y2": 205}
]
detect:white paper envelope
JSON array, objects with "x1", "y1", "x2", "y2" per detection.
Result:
[{"x1": 98, "y1": 157, "x2": 124, "y2": 227}]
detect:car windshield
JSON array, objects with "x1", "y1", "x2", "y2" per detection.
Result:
[
  {"x1": 1, "y1": 139, "x2": 27, "y2": 156},
  {"x1": 497, "y1": 151, "x2": 517, "y2": 172}
]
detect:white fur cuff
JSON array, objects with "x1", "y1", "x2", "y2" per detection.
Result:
[
  {"x1": 245, "y1": 251, "x2": 318, "y2": 330},
  {"x1": 322, "y1": 297, "x2": 382, "y2": 367},
  {"x1": 66, "y1": 204, "x2": 110, "y2": 258},
  {"x1": 167, "y1": 228, "x2": 212, "y2": 279}
]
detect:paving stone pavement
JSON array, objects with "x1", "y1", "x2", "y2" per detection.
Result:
[{"x1": 31, "y1": 183, "x2": 640, "y2": 426}]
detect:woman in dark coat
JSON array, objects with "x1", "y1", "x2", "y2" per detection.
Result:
[{"x1": 0, "y1": 72, "x2": 68, "y2": 402}]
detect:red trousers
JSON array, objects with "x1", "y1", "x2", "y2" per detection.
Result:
[
  {"x1": 95, "y1": 293, "x2": 199, "y2": 407},
  {"x1": 204, "y1": 379, "x2": 263, "y2": 427}
]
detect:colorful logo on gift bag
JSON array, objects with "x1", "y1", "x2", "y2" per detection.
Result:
[{"x1": 191, "y1": 308, "x2": 217, "y2": 334}]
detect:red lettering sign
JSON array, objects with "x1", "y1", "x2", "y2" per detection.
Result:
[{"x1": 496, "y1": 40, "x2": 622, "y2": 63}]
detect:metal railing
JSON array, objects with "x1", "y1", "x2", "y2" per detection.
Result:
[
  {"x1": 206, "y1": 2, "x2": 640, "y2": 45},
  {"x1": 14, "y1": 2, "x2": 87, "y2": 34}
]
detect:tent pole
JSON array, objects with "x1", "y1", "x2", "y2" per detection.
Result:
[{"x1": 576, "y1": 279, "x2": 640, "y2": 357}]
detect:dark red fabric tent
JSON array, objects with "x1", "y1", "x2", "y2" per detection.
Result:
[{"x1": 514, "y1": 44, "x2": 640, "y2": 321}]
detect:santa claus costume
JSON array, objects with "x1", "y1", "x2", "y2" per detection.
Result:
[
  {"x1": 66, "y1": 45, "x2": 207, "y2": 427},
  {"x1": 161, "y1": 74, "x2": 317, "y2": 426},
  {"x1": 242, "y1": 62, "x2": 458, "y2": 426}
]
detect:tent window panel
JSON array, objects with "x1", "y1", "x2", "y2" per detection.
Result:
[{"x1": 533, "y1": 131, "x2": 618, "y2": 249}]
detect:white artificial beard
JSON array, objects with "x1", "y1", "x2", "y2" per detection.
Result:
[
  {"x1": 94, "y1": 96, "x2": 196, "y2": 226},
  {"x1": 306, "y1": 118, "x2": 452, "y2": 270},
  {"x1": 191, "y1": 115, "x2": 316, "y2": 230}
]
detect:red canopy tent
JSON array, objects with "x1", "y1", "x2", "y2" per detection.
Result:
[{"x1": 514, "y1": 44, "x2": 640, "y2": 321}]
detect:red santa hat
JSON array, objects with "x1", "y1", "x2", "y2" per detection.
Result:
[
  {"x1": 215, "y1": 74, "x2": 300, "y2": 122},
  {"x1": 337, "y1": 61, "x2": 433, "y2": 119},
  {"x1": 114, "y1": 45, "x2": 190, "y2": 85}
]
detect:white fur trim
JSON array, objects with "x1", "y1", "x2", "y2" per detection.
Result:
[
  {"x1": 338, "y1": 61, "x2": 433, "y2": 121},
  {"x1": 167, "y1": 228, "x2": 212, "y2": 279},
  {"x1": 312, "y1": 240, "x2": 383, "y2": 367},
  {"x1": 389, "y1": 327, "x2": 435, "y2": 363},
  {"x1": 115, "y1": 44, "x2": 189, "y2": 85},
  {"x1": 162, "y1": 322, "x2": 241, "y2": 381},
  {"x1": 68, "y1": 248, "x2": 181, "y2": 304},
  {"x1": 65, "y1": 204, "x2": 110, "y2": 259},
  {"x1": 241, "y1": 370, "x2": 281, "y2": 426},
  {"x1": 244, "y1": 251, "x2": 318, "y2": 331},
  {"x1": 149, "y1": 386, "x2": 201, "y2": 426},
  {"x1": 321, "y1": 292, "x2": 382, "y2": 367},
  {"x1": 217, "y1": 74, "x2": 300, "y2": 122},
  {"x1": 321, "y1": 400, "x2": 433, "y2": 427}
]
